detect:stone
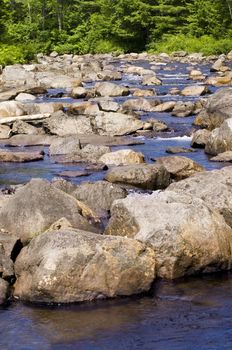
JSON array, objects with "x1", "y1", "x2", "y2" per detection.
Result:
[
  {"x1": 150, "y1": 119, "x2": 168, "y2": 132},
  {"x1": 211, "y1": 151, "x2": 232, "y2": 162},
  {"x1": 94, "y1": 112, "x2": 143, "y2": 136},
  {"x1": 205, "y1": 118, "x2": 232, "y2": 155},
  {"x1": 0, "y1": 151, "x2": 44, "y2": 162},
  {"x1": 133, "y1": 89, "x2": 155, "y2": 97},
  {"x1": 54, "y1": 144, "x2": 111, "y2": 163},
  {"x1": 142, "y1": 75, "x2": 162, "y2": 86},
  {"x1": 122, "y1": 98, "x2": 160, "y2": 112},
  {"x1": 14, "y1": 229, "x2": 156, "y2": 303},
  {"x1": 0, "y1": 178, "x2": 98, "y2": 242},
  {"x1": 67, "y1": 101, "x2": 100, "y2": 116},
  {"x1": 70, "y1": 87, "x2": 87, "y2": 99},
  {"x1": 0, "y1": 279, "x2": 10, "y2": 305},
  {"x1": 205, "y1": 74, "x2": 232, "y2": 86},
  {"x1": 172, "y1": 101, "x2": 195, "y2": 117},
  {"x1": 99, "y1": 149, "x2": 145, "y2": 166},
  {"x1": 49, "y1": 136, "x2": 81, "y2": 155},
  {"x1": 105, "y1": 164, "x2": 170, "y2": 190},
  {"x1": 95, "y1": 82, "x2": 129, "y2": 97},
  {"x1": 191, "y1": 129, "x2": 211, "y2": 148},
  {"x1": 12, "y1": 120, "x2": 42, "y2": 135},
  {"x1": 210, "y1": 59, "x2": 225, "y2": 72},
  {"x1": 105, "y1": 191, "x2": 232, "y2": 279},
  {"x1": 0, "y1": 101, "x2": 25, "y2": 118},
  {"x1": 181, "y1": 85, "x2": 209, "y2": 96},
  {"x1": 0, "y1": 125, "x2": 11, "y2": 139},
  {"x1": 2, "y1": 134, "x2": 57, "y2": 147},
  {"x1": 166, "y1": 147, "x2": 196, "y2": 154},
  {"x1": 152, "y1": 101, "x2": 176, "y2": 112},
  {"x1": 58, "y1": 171, "x2": 91, "y2": 178},
  {"x1": 168, "y1": 166, "x2": 232, "y2": 228},
  {"x1": 194, "y1": 88, "x2": 232, "y2": 130},
  {"x1": 0, "y1": 232, "x2": 21, "y2": 282},
  {"x1": 153, "y1": 156, "x2": 204, "y2": 181},
  {"x1": 15, "y1": 93, "x2": 36, "y2": 102},
  {"x1": 189, "y1": 70, "x2": 205, "y2": 80},
  {"x1": 44, "y1": 111, "x2": 93, "y2": 136},
  {"x1": 98, "y1": 100, "x2": 120, "y2": 112}
]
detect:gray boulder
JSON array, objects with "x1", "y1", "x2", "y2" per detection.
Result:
[{"x1": 205, "y1": 118, "x2": 232, "y2": 155}]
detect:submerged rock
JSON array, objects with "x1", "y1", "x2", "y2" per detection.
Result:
[
  {"x1": 14, "y1": 229, "x2": 156, "y2": 303},
  {"x1": 105, "y1": 191, "x2": 232, "y2": 279}
]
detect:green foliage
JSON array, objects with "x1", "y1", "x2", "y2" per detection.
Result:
[{"x1": 0, "y1": 0, "x2": 232, "y2": 61}]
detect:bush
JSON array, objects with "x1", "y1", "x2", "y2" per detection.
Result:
[
  {"x1": 147, "y1": 34, "x2": 232, "y2": 56},
  {"x1": 0, "y1": 43, "x2": 49, "y2": 66}
]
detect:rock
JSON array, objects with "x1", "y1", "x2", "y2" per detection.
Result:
[
  {"x1": 12, "y1": 120, "x2": 42, "y2": 135},
  {"x1": 205, "y1": 74, "x2": 232, "y2": 86},
  {"x1": 152, "y1": 101, "x2": 176, "y2": 112},
  {"x1": 169, "y1": 87, "x2": 180, "y2": 95},
  {"x1": 172, "y1": 101, "x2": 195, "y2": 117},
  {"x1": 14, "y1": 229, "x2": 155, "y2": 303},
  {"x1": 105, "y1": 191, "x2": 232, "y2": 279},
  {"x1": 67, "y1": 101, "x2": 100, "y2": 116},
  {"x1": 189, "y1": 70, "x2": 205, "y2": 81},
  {"x1": 58, "y1": 171, "x2": 91, "y2": 178},
  {"x1": 44, "y1": 111, "x2": 93, "y2": 136},
  {"x1": 70, "y1": 87, "x2": 87, "y2": 99},
  {"x1": 97, "y1": 70, "x2": 122, "y2": 81},
  {"x1": 49, "y1": 136, "x2": 81, "y2": 155},
  {"x1": 55, "y1": 144, "x2": 111, "y2": 163},
  {"x1": 166, "y1": 147, "x2": 196, "y2": 154},
  {"x1": 181, "y1": 85, "x2": 209, "y2": 96},
  {"x1": 168, "y1": 166, "x2": 232, "y2": 228},
  {"x1": 153, "y1": 156, "x2": 204, "y2": 181},
  {"x1": 227, "y1": 50, "x2": 232, "y2": 60},
  {"x1": 15, "y1": 93, "x2": 36, "y2": 102},
  {"x1": 205, "y1": 118, "x2": 232, "y2": 155},
  {"x1": 98, "y1": 100, "x2": 120, "y2": 112},
  {"x1": 211, "y1": 151, "x2": 232, "y2": 162},
  {"x1": 95, "y1": 82, "x2": 129, "y2": 97},
  {"x1": 133, "y1": 89, "x2": 155, "y2": 97},
  {"x1": 71, "y1": 181, "x2": 127, "y2": 213},
  {"x1": 150, "y1": 119, "x2": 168, "y2": 132},
  {"x1": 2, "y1": 65, "x2": 36, "y2": 87},
  {"x1": 99, "y1": 149, "x2": 145, "y2": 166},
  {"x1": 122, "y1": 98, "x2": 160, "y2": 112},
  {"x1": 94, "y1": 112, "x2": 143, "y2": 136},
  {"x1": 0, "y1": 151, "x2": 44, "y2": 162},
  {"x1": 0, "y1": 101, "x2": 25, "y2": 118},
  {"x1": 36, "y1": 72, "x2": 82, "y2": 89},
  {"x1": 210, "y1": 59, "x2": 225, "y2": 72},
  {"x1": 2, "y1": 134, "x2": 57, "y2": 147},
  {"x1": 142, "y1": 75, "x2": 162, "y2": 86},
  {"x1": 0, "y1": 178, "x2": 98, "y2": 242},
  {"x1": 0, "y1": 125, "x2": 11, "y2": 139},
  {"x1": 24, "y1": 102, "x2": 63, "y2": 115},
  {"x1": 194, "y1": 88, "x2": 232, "y2": 130},
  {"x1": 191, "y1": 129, "x2": 211, "y2": 148},
  {"x1": 0, "y1": 232, "x2": 21, "y2": 282},
  {"x1": 105, "y1": 164, "x2": 170, "y2": 190},
  {"x1": 0, "y1": 279, "x2": 10, "y2": 305}
]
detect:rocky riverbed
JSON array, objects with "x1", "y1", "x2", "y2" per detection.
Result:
[{"x1": 1, "y1": 50, "x2": 232, "y2": 348}]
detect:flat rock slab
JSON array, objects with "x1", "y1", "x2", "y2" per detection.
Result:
[
  {"x1": 0, "y1": 151, "x2": 44, "y2": 162},
  {"x1": 166, "y1": 147, "x2": 196, "y2": 154},
  {"x1": 211, "y1": 151, "x2": 232, "y2": 162},
  {"x1": 0, "y1": 135, "x2": 58, "y2": 147},
  {"x1": 58, "y1": 171, "x2": 91, "y2": 178}
]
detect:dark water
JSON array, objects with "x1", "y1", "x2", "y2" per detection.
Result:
[
  {"x1": 1, "y1": 58, "x2": 232, "y2": 349},
  {"x1": 2, "y1": 273, "x2": 232, "y2": 350}
]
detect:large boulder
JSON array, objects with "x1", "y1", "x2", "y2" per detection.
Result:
[
  {"x1": 121, "y1": 98, "x2": 160, "y2": 112},
  {"x1": 168, "y1": 166, "x2": 232, "y2": 228},
  {"x1": 95, "y1": 82, "x2": 129, "y2": 97},
  {"x1": 12, "y1": 120, "x2": 42, "y2": 135},
  {"x1": 0, "y1": 101, "x2": 26, "y2": 118},
  {"x1": 181, "y1": 85, "x2": 208, "y2": 96},
  {"x1": 191, "y1": 129, "x2": 211, "y2": 148},
  {"x1": 205, "y1": 118, "x2": 232, "y2": 155},
  {"x1": 194, "y1": 88, "x2": 232, "y2": 130},
  {"x1": 99, "y1": 149, "x2": 145, "y2": 166},
  {"x1": 154, "y1": 156, "x2": 204, "y2": 181},
  {"x1": 0, "y1": 151, "x2": 44, "y2": 162},
  {"x1": 105, "y1": 164, "x2": 170, "y2": 190},
  {"x1": 0, "y1": 179, "x2": 98, "y2": 242},
  {"x1": 0, "y1": 232, "x2": 21, "y2": 282},
  {"x1": 94, "y1": 112, "x2": 143, "y2": 136},
  {"x1": 105, "y1": 191, "x2": 232, "y2": 279},
  {"x1": 14, "y1": 229, "x2": 156, "y2": 303},
  {"x1": 49, "y1": 136, "x2": 81, "y2": 155}
]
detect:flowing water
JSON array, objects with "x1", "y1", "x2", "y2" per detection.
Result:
[{"x1": 1, "y1": 58, "x2": 232, "y2": 349}]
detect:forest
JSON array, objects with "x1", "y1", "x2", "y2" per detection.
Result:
[{"x1": 0, "y1": 0, "x2": 232, "y2": 64}]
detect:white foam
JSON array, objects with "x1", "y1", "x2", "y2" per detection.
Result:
[{"x1": 155, "y1": 135, "x2": 192, "y2": 141}]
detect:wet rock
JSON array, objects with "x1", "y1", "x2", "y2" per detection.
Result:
[
  {"x1": 0, "y1": 178, "x2": 98, "y2": 242},
  {"x1": 95, "y1": 82, "x2": 129, "y2": 97},
  {"x1": 2, "y1": 134, "x2": 57, "y2": 147},
  {"x1": 55, "y1": 144, "x2": 110, "y2": 164},
  {"x1": 49, "y1": 136, "x2": 81, "y2": 155},
  {"x1": 205, "y1": 73, "x2": 232, "y2": 86},
  {"x1": 169, "y1": 87, "x2": 181, "y2": 95},
  {"x1": 70, "y1": 87, "x2": 87, "y2": 99},
  {"x1": 0, "y1": 125, "x2": 11, "y2": 139},
  {"x1": 194, "y1": 88, "x2": 232, "y2": 130},
  {"x1": 98, "y1": 100, "x2": 120, "y2": 112},
  {"x1": 122, "y1": 98, "x2": 160, "y2": 112},
  {"x1": 94, "y1": 112, "x2": 143, "y2": 136},
  {"x1": 133, "y1": 89, "x2": 155, "y2": 97},
  {"x1": 189, "y1": 70, "x2": 205, "y2": 81},
  {"x1": 24, "y1": 102, "x2": 63, "y2": 116},
  {"x1": 142, "y1": 75, "x2": 162, "y2": 86},
  {"x1": 191, "y1": 129, "x2": 211, "y2": 148},
  {"x1": 105, "y1": 191, "x2": 232, "y2": 279},
  {"x1": 211, "y1": 151, "x2": 232, "y2": 162},
  {"x1": 15, "y1": 93, "x2": 36, "y2": 102},
  {"x1": 67, "y1": 101, "x2": 100, "y2": 116},
  {"x1": 181, "y1": 85, "x2": 209, "y2": 96},
  {"x1": 44, "y1": 111, "x2": 93, "y2": 136},
  {"x1": 105, "y1": 164, "x2": 170, "y2": 190},
  {"x1": 14, "y1": 229, "x2": 155, "y2": 303},
  {"x1": 152, "y1": 101, "x2": 176, "y2": 112},
  {"x1": 168, "y1": 166, "x2": 232, "y2": 228},
  {"x1": 210, "y1": 58, "x2": 225, "y2": 72},
  {"x1": 153, "y1": 156, "x2": 204, "y2": 181},
  {"x1": 0, "y1": 151, "x2": 44, "y2": 162},
  {"x1": 205, "y1": 118, "x2": 232, "y2": 155},
  {"x1": 97, "y1": 70, "x2": 122, "y2": 81},
  {"x1": 166, "y1": 147, "x2": 196, "y2": 154},
  {"x1": 99, "y1": 149, "x2": 145, "y2": 166},
  {"x1": 0, "y1": 101, "x2": 26, "y2": 118},
  {"x1": 0, "y1": 279, "x2": 10, "y2": 305},
  {"x1": 0, "y1": 232, "x2": 21, "y2": 282},
  {"x1": 172, "y1": 101, "x2": 195, "y2": 117},
  {"x1": 149, "y1": 119, "x2": 168, "y2": 132},
  {"x1": 58, "y1": 171, "x2": 91, "y2": 178}
]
